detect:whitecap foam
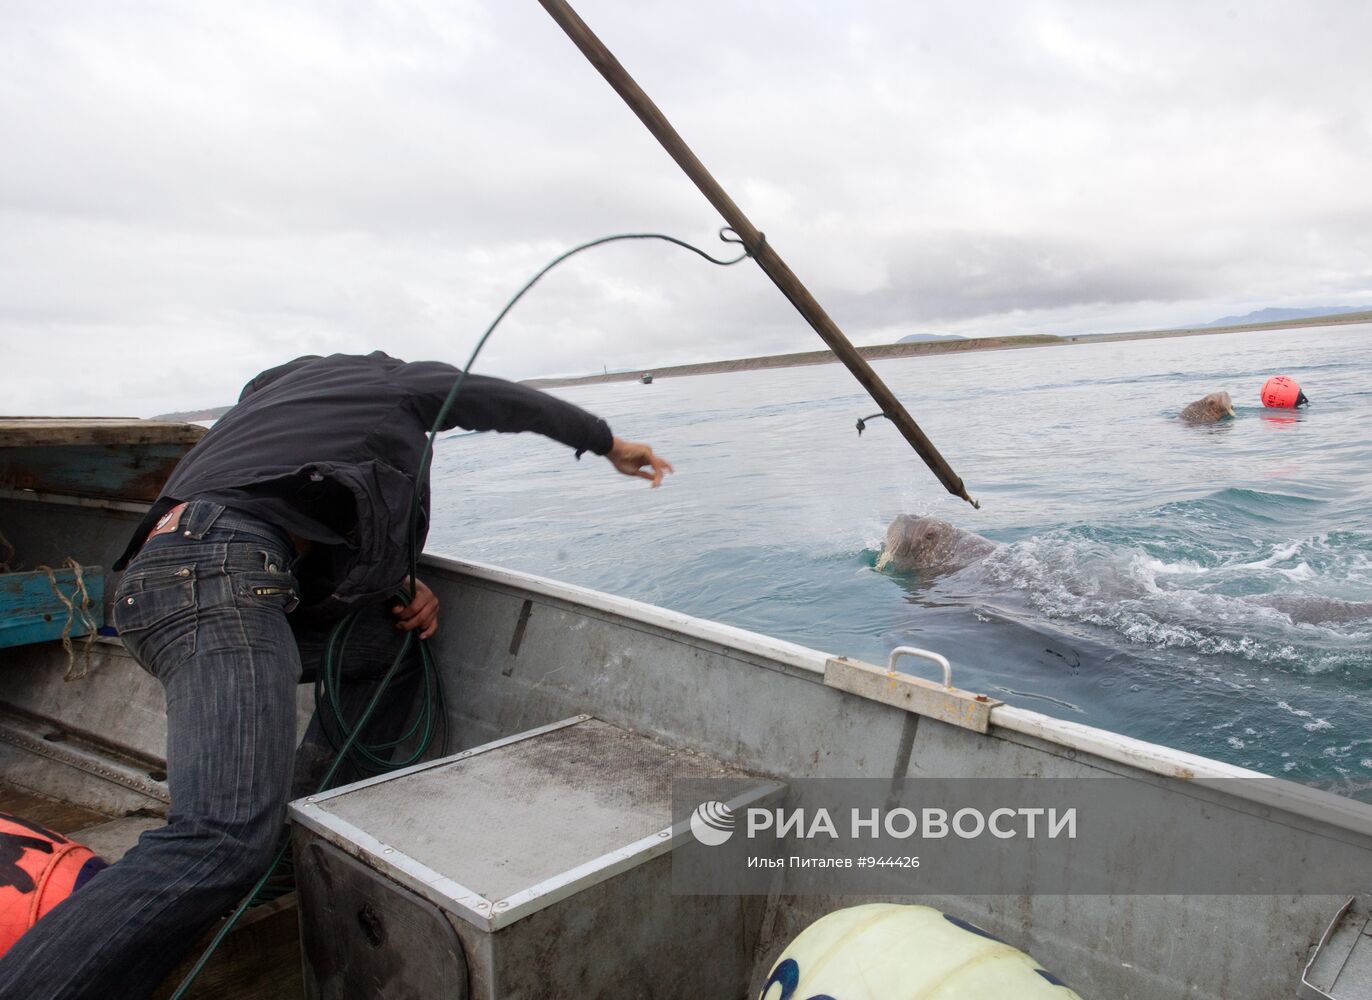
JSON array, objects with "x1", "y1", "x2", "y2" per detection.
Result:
[
  {"x1": 1135, "y1": 554, "x2": 1206, "y2": 576},
  {"x1": 1239, "y1": 538, "x2": 1309, "y2": 569},
  {"x1": 1274, "y1": 562, "x2": 1316, "y2": 582},
  {"x1": 967, "y1": 531, "x2": 1372, "y2": 673}
]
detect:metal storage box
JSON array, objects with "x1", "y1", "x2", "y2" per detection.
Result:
[{"x1": 289, "y1": 716, "x2": 779, "y2": 1000}]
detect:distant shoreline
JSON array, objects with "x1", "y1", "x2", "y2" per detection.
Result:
[
  {"x1": 150, "y1": 310, "x2": 1372, "y2": 420},
  {"x1": 520, "y1": 310, "x2": 1372, "y2": 390}
]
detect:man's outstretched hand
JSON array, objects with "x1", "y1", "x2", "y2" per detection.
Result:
[{"x1": 606, "y1": 436, "x2": 674, "y2": 488}]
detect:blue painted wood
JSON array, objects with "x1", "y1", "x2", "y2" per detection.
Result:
[
  {"x1": 0, "y1": 444, "x2": 192, "y2": 501},
  {"x1": 0, "y1": 567, "x2": 105, "y2": 650},
  {"x1": 0, "y1": 419, "x2": 204, "y2": 501}
]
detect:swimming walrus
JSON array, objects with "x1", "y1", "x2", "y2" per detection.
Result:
[
  {"x1": 1245, "y1": 594, "x2": 1372, "y2": 625},
  {"x1": 876, "y1": 514, "x2": 998, "y2": 574},
  {"x1": 1179, "y1": 391, "x2": 1236, "y2": 423},
  {"x1": 876, "y1": 517, "x2": 1372, "y2": 625}
]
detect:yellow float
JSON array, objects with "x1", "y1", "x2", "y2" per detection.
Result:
[{"x1": 759, "y1": 903, "x2": 1082, "y2": 999}]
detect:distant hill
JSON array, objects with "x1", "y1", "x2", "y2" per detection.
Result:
[
  {"x1": 896, "y1": 333, "x2": 966, "y2": 344},
  {"x1": 153, "y1": 405, "x2": 231, "y2": 422},
  {"x1": 1204, "y1": 306, "x2": 1372, "y2": 328}
]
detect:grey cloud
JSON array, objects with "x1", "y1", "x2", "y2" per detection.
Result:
[{"x1": 4, "y1": 1, "x2": 1372, "y2": 415}]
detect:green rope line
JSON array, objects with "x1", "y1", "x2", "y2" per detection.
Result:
[
  {"x1": 313, "y1": 590, "x2": 446, "y2": 771},
  {"x1": 408, "y1": 228, "x2": 750, "y2": 586}
]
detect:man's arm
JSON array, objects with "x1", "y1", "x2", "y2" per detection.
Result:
[
  {"x1": 398, "y1": 360, "x2": 673, "y2": 485},
  {"x1": 399, "y1": 362, "x2": 612, "y2": 453}
]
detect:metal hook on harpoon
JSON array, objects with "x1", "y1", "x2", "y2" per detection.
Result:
[
  {"x1": 856, "y1": 412, "x2": 890, "y2": 436},
  {"x1": 888, "y1": 646, "x2": 953, "y2": 688}
]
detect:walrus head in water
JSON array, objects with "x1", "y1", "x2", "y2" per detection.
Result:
[
  {"x1": 1179, "y1": 391, "x2": 1236, "y2": 423},
  {"x1": 876, "y1": 514, "x2": 998, "y2": 574}
]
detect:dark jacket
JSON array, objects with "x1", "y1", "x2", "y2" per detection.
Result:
[{"x1": 116, "y1": 352, "x2": 613, "y2": 617}]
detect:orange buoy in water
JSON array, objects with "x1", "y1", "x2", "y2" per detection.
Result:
[
  {"x1": 1260, "y1": 375, "x2": 1308, "y2": 408},
  {"x1": 1, "y1": 812, "x2": 107, "y2": 958}
]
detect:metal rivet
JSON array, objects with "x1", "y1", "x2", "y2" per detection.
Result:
[
  {"x1": 177, "y1": 568, "x2": 190, "y2": 577},
  {"x1": 125, "y1": 597, "x2": 135, "y2": 604},
  {"x1": 182, "y1": 530, "x2": 191, "y2": 537}
]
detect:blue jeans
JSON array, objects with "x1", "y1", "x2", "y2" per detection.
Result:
[{"x1": 0, "y1": 500, "x2": 420, "y2": 1000}]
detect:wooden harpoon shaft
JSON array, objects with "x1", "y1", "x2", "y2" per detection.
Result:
[{"x1": 536, "y1": 0, "x2": 978, "y2": 508}]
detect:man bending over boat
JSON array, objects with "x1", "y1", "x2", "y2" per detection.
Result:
[{"x1": 0, "y1": 351, "x2": 672, "y2": 1000}]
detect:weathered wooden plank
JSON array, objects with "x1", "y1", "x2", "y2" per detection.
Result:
[
  {"x1": 0, "y1": 567, "x2": 104, "y2": 649},
  {"x1": 0, "y1": 419, "x2": 206, "y2": 448},
  {"x1": 0, "y1": 780, "x2": 113, "y2": 834},
  {"x1": 152, "y1": 895, "x2": 304, "y2": 1000},
  {"x1": 0, "y1": 443, "x2": 194, "y2": 501},
  {"x1": 0, "y1": 418, "x2": 204, "y2": 500}
]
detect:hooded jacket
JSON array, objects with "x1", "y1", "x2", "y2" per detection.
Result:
[{"x1": 115, "y1": 352, "x2": 613, "y2": 618}]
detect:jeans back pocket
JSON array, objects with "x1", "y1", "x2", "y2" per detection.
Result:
[{"x1": 113, "y1": 565, "x2": 197, "y2": 674}]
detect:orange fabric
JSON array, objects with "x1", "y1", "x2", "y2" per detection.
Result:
[{"x1": 0, "y1": 813, "x2": 100, "y2": 958}]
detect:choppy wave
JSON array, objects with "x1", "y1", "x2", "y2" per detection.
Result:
[{"x1": 969, "y1": 495, "x2": 1372, "y2": 673}]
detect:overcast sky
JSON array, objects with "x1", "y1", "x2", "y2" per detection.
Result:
[{"x1": 4, "y1": 1, "x2": 1370, "y2": 416}]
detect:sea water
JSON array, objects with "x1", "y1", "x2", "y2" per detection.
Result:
[{"x1": 427, "y1": 322, "x2": 1372, "y2": 789}]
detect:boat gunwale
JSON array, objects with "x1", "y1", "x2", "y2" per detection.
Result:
[{"x1": 428, "y1": 552, "x2": 1372, "y2": 840}]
